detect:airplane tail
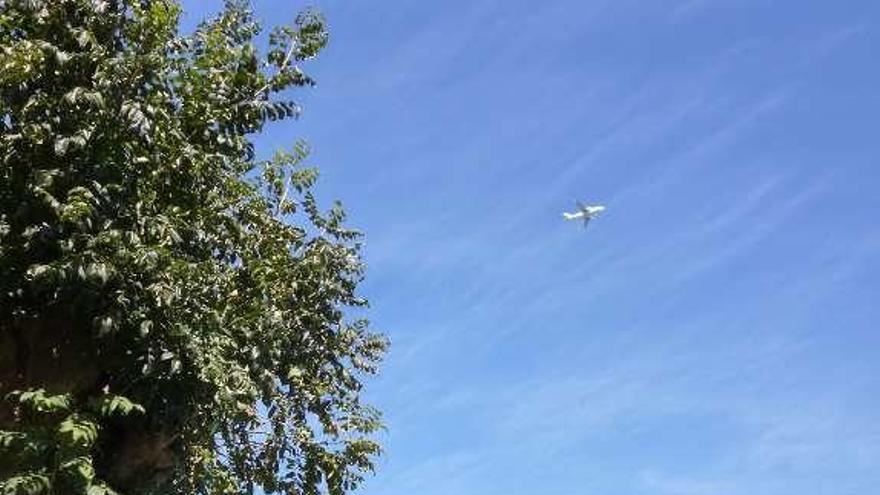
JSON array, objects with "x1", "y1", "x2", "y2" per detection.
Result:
[{"x1": 562, "y1": 212, "x2": 577, "y2": 220}]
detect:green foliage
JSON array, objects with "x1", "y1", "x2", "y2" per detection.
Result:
[
  {"x1": 0, "y1": 390, "x2": 105, "y2": 494},
  {"x1": 0, "y1": 1, "x2": 386, "y2": 494}
]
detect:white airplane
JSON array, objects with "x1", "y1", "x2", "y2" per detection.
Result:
[{"x1": 563, "y1": 201, "x2": 606, "y2": 228}]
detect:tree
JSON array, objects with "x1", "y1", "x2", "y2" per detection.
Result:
[{"x1": 0, "y1": 1, "x2": 387, "y2": 494}]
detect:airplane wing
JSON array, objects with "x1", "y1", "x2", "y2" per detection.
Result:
[
  {"x1": 582, "y1": 216, "x2": 591, "y2": 229},
  {"x1": 576, "y1": 200, "x2": 586, "y2": 211}
]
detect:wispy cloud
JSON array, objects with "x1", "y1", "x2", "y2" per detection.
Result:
[
  {"x1": 640, "y1": 470, "x2": 735, "y2": 495},
  {"x1": 671, "y1": 179, "x2": 825, "y2": 283},
  {"x1": 669, "y1": 0, "x2": 714, "y2": 23}
]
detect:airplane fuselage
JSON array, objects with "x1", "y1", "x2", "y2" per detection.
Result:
[{"x1": 563, "y1": 202, "x2": 606, "y2": 227}]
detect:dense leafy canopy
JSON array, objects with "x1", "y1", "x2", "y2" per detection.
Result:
[{"x1": 0, "y1": 1, "x2": 387, "y2": 494}]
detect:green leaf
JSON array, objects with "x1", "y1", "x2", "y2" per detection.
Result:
[
  {"x1": 56, "y1": 415, "x2": 99, "y2": 449},
  {"x1": 59, "y1": 456, "x2": 95, "y2": 487},
  {"x1": 89, "y1": 395, "x2": 145, "y2": 418},
  {"x1": 86, "y1": 484, "x2": 119, "y2": 495},
  {"x1": 0, "y1": 472, "x2": 51, "y2": 495},
  {"x1": 9, "y1": 390, "x2": 72, "y2": 414}
]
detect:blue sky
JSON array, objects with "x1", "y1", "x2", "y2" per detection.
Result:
[{"x1": 184, "y1": 2, "x2": 880, "y2": 494}]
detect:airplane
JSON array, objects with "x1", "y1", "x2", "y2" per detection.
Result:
[{"x1": 563, "y1": 201, "x2": 606, "y2": 228}]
